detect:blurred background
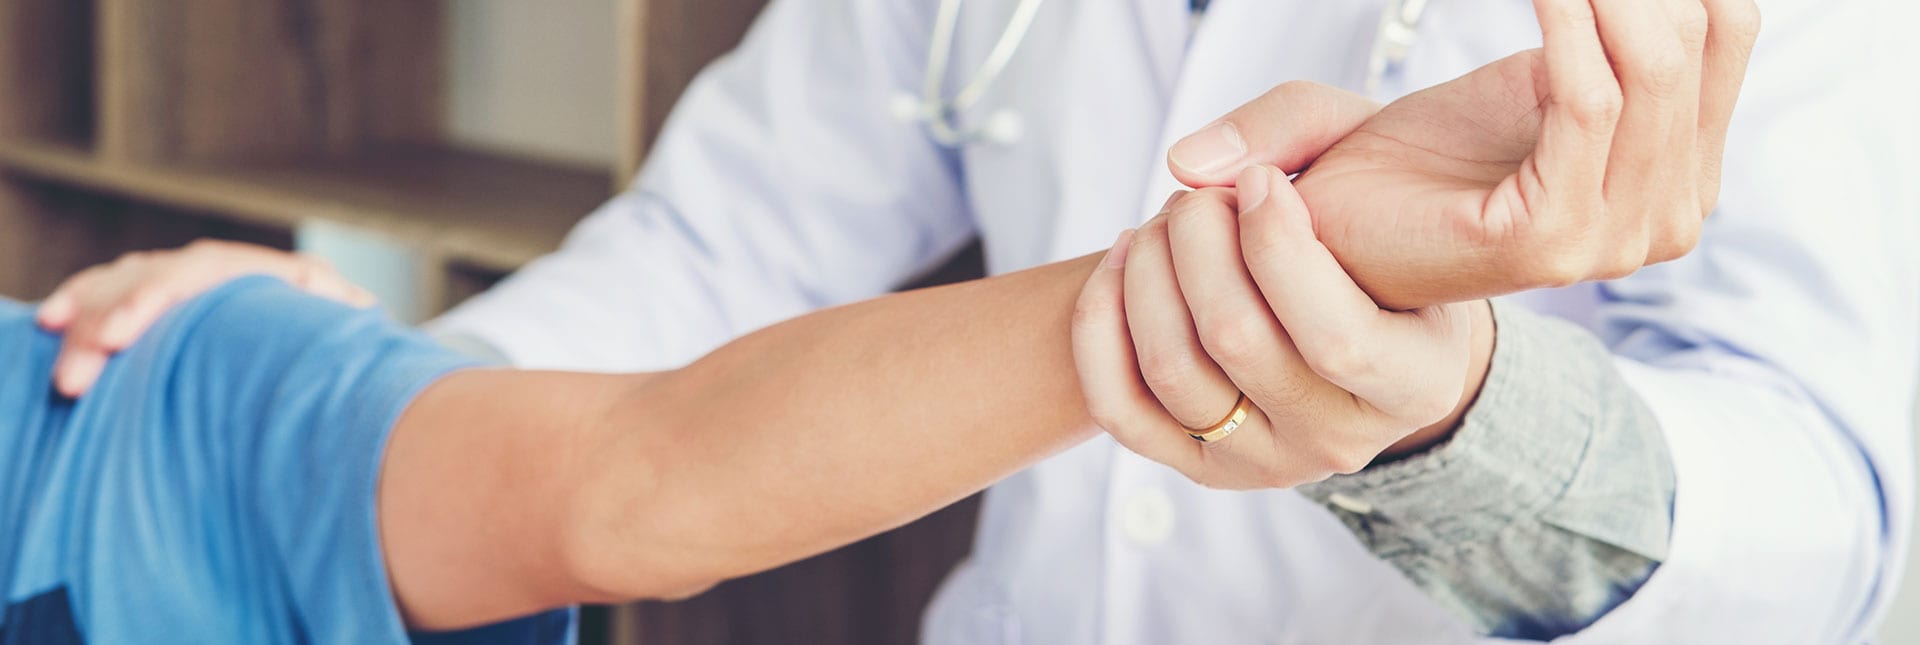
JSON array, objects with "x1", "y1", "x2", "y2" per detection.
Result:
[{"x1": 0, "y1": 1, "x2": 1912, "y2": 644}]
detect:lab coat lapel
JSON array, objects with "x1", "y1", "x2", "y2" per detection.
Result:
[{"x1": 1127, "y1": 0, "x2": 1189, "y2": 99}]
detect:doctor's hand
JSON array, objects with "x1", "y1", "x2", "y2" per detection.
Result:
[
  {"x1": 1170, "y1": 0, "x2": 1759, "y2": 310},
  {"x1": 1071, "y1": 169, "x2": 1494, "y2": 489},
  {"x1": 35, "y1": 240, "x2": 375, "y2": 397}
]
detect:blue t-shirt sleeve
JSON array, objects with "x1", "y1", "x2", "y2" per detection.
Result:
[{"x1": 0, "y1": 277, "x2": 574, "y2": 645}]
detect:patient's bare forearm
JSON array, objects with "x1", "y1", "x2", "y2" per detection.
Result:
[
  {"x1": 381, "y1": 255, "x2": 1104, "y2": 630},
  {"x1": 571, "y1": 255, "x2": 1103, "y2": 599}
]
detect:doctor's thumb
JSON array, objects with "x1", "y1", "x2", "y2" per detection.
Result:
[{"x1": 1168, "y1": 81, "x2": 1380, "y2": 188}]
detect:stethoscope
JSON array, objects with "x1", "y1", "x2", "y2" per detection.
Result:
[
  {"x1": 890, "y1": 0, "x2": 1048, "y2": 148},
  {"x1": 895, "y1": 0, "x2": 1430, "y2": 148}
]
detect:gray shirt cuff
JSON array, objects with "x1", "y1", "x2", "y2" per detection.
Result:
[{"x1": 1296, "y1": 300, "x2": 1675, "y2": 639}]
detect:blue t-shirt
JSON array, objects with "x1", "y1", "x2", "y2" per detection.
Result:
[{"x1": 0, "y1": 277, "x2": 573, "y2": 644}]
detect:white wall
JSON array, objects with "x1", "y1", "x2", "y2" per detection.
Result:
[{"x1": 445, "y1": 0, "x2": 621, "y2": 167}]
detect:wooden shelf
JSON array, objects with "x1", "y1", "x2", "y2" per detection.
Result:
[{"x1": 0, "y1": 137, "x2": 609, "y2": 272}]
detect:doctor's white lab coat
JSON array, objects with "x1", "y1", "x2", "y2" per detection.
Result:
[{"x1": 432, "y1": 0, "x2": 1920, "y2": 642}]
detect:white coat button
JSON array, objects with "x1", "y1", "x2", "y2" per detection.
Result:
[
  {"x1": 1120, "y1": 489, "x2": 1176, "y2": 546},
  {"x1": 1327, "y1": 492, "x2": 1375, "y2": 515}
]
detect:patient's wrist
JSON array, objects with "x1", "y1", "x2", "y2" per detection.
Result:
[{"x1": 1378, "y1": 299, "x2": 1495, "y2": 462}]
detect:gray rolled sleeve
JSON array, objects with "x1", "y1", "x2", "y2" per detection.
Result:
[{"x1": 1297, "y1": 300, "x2": 1675, "y2": 639}]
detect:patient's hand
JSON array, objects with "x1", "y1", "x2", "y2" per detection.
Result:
[
  {"x1": 36, "y1": 240, "x2": 374, "y2": 397},
  {"x1": 1171, "y1": 0, "x2": 1759, "y2": 310}
]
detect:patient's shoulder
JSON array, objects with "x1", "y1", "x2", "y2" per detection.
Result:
[{"x1": 90, "y1": 275, "x2": 474, "y2": 439}]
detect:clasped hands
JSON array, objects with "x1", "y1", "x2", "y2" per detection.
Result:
[{"x1": 1070, "y1": 0, "x2": 1758, "y2": 489}]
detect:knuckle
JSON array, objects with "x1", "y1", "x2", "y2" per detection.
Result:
[
  {"x1": 1548, "y1": 0, "x2": 1598, "y2": 29},
  {"x1": 125, "y1": 283, "x2": 170, "y2": 310},
  {"x1": 1304, "y1": 331, "x2": 1374, "y2": 383},
  {"x1": 1674, "y1": 3, "x2": 1711, "y2": 48},
  {"x1": 1315, "y1": 445, "x2": 1373, "y2": 476},
  {"x1": 1596, "y1": 245, "x2": 1646, "y2": 281},
  {"x1": 1197, "y1": 312, "x2": 1270, "y2": 370},
  {"x1": 1168, "y1": 189, "x2": 1235, "y2": 231},
  {"x1": 1697, "y1": 164, "x2": 1726, "y2": 212},
  {"x1": 1517, "y1": 248, "x2": 1589, "y2": 289},
  {"x1": 1132, "y1": 220, "x2": 1171, "y2": 252},
  {"x1": 1139, "y1": 347, "x2": 1206, "y2": 394},
  {"x1": 1069, "y1": 293, "x2": 1114, "y2": 336},
  {"x1": 1650, "y1": 217, "x2": 1704, "y2": 263},
  {"x1": 1165, "y1": 199, "x2": 1206, "y2": 232},
  {"x1": 1633, "y1": 45, "x2": 1691, "y2": 97},
  {"x1": 1564, "y1": 84, "x2": 1624, "y2": 131}
]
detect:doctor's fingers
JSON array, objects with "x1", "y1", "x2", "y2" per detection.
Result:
[
  {"x1": 1122, "y1": 211, "x2": 1244, "y2": 432},
  {"x1": 1075, "y1": 224, "x2": 1359, "y2": 485},
  {"x1": 1161, "y1": 189, "x2": 1336, "y2": 428},
  {"x1": 40, "y1": 241, "x2": 374, "y2": 398},
  {"x1": 1162, "y1": 187, "x2": 1395, "y2": 479},
  {"x1": 1071, "y1": 224, "x2": 1321, "y2": 490},
  {"x1": 1694, "y1": 0, "x2": 1761, "y2": 218},
  {"x1": 1072, "y1": 230, "x2": 1215, "y2": 483},
  {"x1": 41, "y1": 257, "x2": 163, "y2": 397},
  {"x1": 1167, "y1": 81, "x2": 1381, "y2": 188},
  {"x1": 1596, "y1": 0, "x2": 1710, "y2": 266},
  {"x1": 1235, "y1": 167, "x2": 1471, "y2": 432},
  {"x1": 42, "y1": 264, "x2": 119, "y2": 397}
]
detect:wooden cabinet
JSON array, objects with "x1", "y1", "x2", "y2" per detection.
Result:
[
  {"x1": 0, "y1": 1, "x2": 985, "y2": 643},
  {"x1": 0, "y1": 0, "x2": 746, "y2": 309}
]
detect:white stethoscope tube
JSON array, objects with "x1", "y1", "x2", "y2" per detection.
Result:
[
  {"x1": 892, "y1": 0, "x2": 1047, "y2": 147},
  {"x1": 1366, "y1": 0, "x2": 1429, "y2": 96},
  {"x1": 897, "y1": 0, "x2": 1428, "y2": 149}
]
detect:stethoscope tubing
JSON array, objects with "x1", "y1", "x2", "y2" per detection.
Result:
[{"x1": 906, "y1": 0, "x2": 1426, "y2": 148}]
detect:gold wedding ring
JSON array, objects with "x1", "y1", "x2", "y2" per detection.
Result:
[{"x1": 1186, "y1": 393, "x2": 1250, "y2": 443}]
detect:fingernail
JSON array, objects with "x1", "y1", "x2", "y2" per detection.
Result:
[
  {"x1": 1239, "y1": 167, "x2": 1272, "y2": 211},
  {"x1": 1102, "y1": 229, "x2": 1137, "y2": 269},
  {"x1": 1169, "y1": 122, "x2": 1246, "y2": 175}
]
